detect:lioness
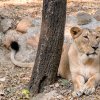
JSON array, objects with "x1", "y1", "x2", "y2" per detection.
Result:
[
  {"x1": 58, "y1": 27, "x2": 100, "y2": 97},
  {"x1": 10, "y1": 27, "x2": 100, "y2": 97},
  {"x1": 10, "y1": 41, "x2": 34, "y2": 67}
]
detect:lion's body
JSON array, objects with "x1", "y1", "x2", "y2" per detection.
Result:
[
  {"x1": 10, "y1": 27, "x2": 100, "y2": 97},
  {"x1": 58, "y1": 42, "x2": 71, "y2": 79},
  {"x1": 10, "y1": 41, "x2": 34, "y2": 68},
  {"x1": 58, "y1": 27, "x2": 100, "y2": 97}
]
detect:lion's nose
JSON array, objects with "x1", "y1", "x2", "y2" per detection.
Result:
[{"x1": 92, "y1": 46, "x2": 98, "y2": 50}]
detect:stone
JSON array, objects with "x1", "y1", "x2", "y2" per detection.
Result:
[
  {"x1": 26, "y1": 26, "x2": 40, "y2": 48},
  {"x1": 27, "y1": 27, "x2": 40, "y2": 37},
  {"x1": 0, "y1": 77, "x2": 5, "y2": 82},
  {"x1": 0, "y1": 23, "x2": 3, "y2": 32},
  {"x1": 32, "y1": 17, "x2": 41, "y2": 26},
  {"x1": 26, "y1": 35, "x2": 39, "y2": 48},
  {"x1": 1, "y1": 18, "x2": 13, "y2": 32},
  {"x1": 32, "y1": 91, "x2": 65, "y2": 100},
  {"x1": 94, "y1": 9, "x2": 100, "y2": 21},
  {"x1": 55, "y1": 83, "x2": 59, "y2": 88},
  {"x1": 0, "y1": 32, "x2": 4, "y2": 46},
  {"x1": 32, "y1": 93, "x2": 45, "y2": 100},
  {"x1": 76, "y1": 11, "x2": 92, "y2": 25},
  {"x1": 16, "y1": 17, "x2": 33, "y2": 33},
  {"x1": 0, "y1": 26, "x2": 3, "y2": 33}
]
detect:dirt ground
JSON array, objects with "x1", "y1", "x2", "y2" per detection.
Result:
[{"x1": 0, "y1": 0, "x2": 100, "y2": 100}]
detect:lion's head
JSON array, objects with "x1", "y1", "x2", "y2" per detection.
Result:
[{"x1": 70, "y1": 27, "x2": 100, "y2": 59}]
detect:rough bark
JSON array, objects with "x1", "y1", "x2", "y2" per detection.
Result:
[{"x1": 29, "y1": 0, "x2": 66, "y2": 95}]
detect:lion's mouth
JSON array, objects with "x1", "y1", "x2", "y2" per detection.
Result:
[{"x1": 86, "y1": 52, "x2": 97, "y2": 56}]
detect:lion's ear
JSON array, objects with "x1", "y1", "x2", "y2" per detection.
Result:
[{"x1": 70, "y1": 27, "x2": 82, "y2": 39}]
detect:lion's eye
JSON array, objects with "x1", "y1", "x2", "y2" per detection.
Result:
[
  {"x1": 84, "y1": 36, "x2": 88, "y2": 39},
  {"x1": 96, "y1": 36, "x2": 99, "y2": 39}
]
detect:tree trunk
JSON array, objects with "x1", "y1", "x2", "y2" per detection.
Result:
[{"x1": 29, "y1": 0, "x2": 66, "y2": 95}]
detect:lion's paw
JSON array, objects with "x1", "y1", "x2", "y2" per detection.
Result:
[
  {"x1": 72, "y1": 89, "x2": 84, "y2": 97},
  {"x1": 83, "y1": 85, "x2": 95, "y2": 95}
]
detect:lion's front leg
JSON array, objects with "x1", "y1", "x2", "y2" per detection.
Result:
[
  {"x1": 83, "y1": 73, "x2": 99, "y2": 95},
  {"x1": 72, "y1": 74, "x2": 85, "y2": 97}
]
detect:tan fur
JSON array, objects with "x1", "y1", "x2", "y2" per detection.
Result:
[
  {"x1": 3, "y1": 30, "x2": 37, "y2": 67},
  {"x1": 10, "y1": 49, "x2": 34, "y2": 68},
  {"x1": 3, "y1": 30, "x2": 20, "y2": 48},
  {"x1": 9, "y1": 35, "x2": 39, "y2": 68},
  {"x1": 7, "y1": 27, "x2": 100, "y2": 95},
  {"x1": 58, "y1": 42, "x2": 71, "y2": 79},
  {"x1": 58, "y1": 27, "x2": 100, "y2": 97}
]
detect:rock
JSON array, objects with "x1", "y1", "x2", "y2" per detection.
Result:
[
  {"x1": 27, "y1": 27, "x2": 40, "y2": 37},
  {"x1": 0, "y1": 23, "x2": 3, "y2": 32},
  {"x1": 94, "y1": 9, "x2": 100, "y2": 21},
  {"x1": 1, "y1": 18, "x2": 13, "y2": 32},
  {"x1": 16, "y1": 17, "x2": 33, "y2": 33},
  {"x1": 0, "y1": 77, "x2": 5, "y2": 82},
  {"x1": 32, "y1": 91, "x2": 65, "y2": 100},
  {"x1": 66, "y1": 15, "x2": 77, "y2": 26},
  {"x1": 0, "y1": 27, "x2": 3, "y2": 33},
  {"x1": 26, "y1": 35, "x2": 39, "y2": 48},
  {"x1": 76, "y1": 11, "x2": 92, "y2": 25},
  {"x1": 55, "y1": 83, "x2": 59, "y2": 88},
  {"x1": 32, "y1": 17, "x2": 41, "y2": 26},
  {"x1": 32, "y1": 93, "x2": 45, "y2": 100},
  {"x1": 3, "y1": 30, "x2": 20, "y2": 48},
  {"x1": 0, "y1": 32, "x2": 4, "y2": 46},
  {"x1": 26, "y1": 26, "x2": 40, "y2": 48},
  {"x1": 80, "y1": 18, "x2": 100, "y2": 29}
]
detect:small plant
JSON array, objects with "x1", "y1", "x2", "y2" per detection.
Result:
[
  {"x1": 22, "y1": 89, "x2": 30, "y2": 98},
  {"x1": 59, "y1": 79, "x2": 68, "y2": 86}
]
